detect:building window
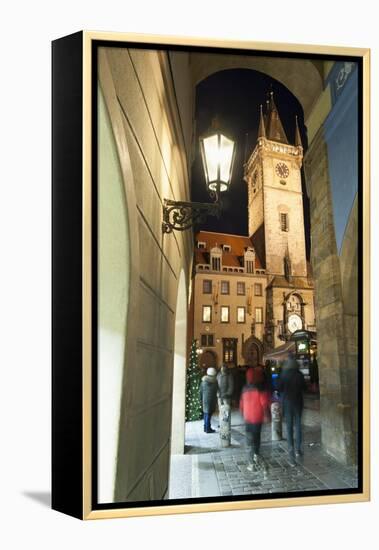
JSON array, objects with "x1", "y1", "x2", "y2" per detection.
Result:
[
  {"x1": 237, "y1": 282, "x2": 245, "y2": 295},
  {"x1": 221, "y1": 281, "x2": 230, "y2": 294},
  {"x1": 201, "y1": 334, "x2": 214, "y2": 347},
  {"x1": 223, "y1": 338, "x2": 237, "y2": 364},
  {"x1": 221, "y1": 306, "x2": 229, "y2": 323},
  {"x1": 211, "y1": 257, "x2": 221, "y2": 271},
  {"x1": 222, "y1": 244, "x2": 231, "y2": 253},
  {"x1": 244, "y1": 248, "x2": 255, "y2": 274},
  {"x1": 197, "y1": 241, "x2": 206, "y2": 249},
  {"x1": 237, "y1": 307, "x2": 246, "y2": 323},
  {"x1": 202, "y1": 306, "x2": 212, "y2": 323},
  {"x1": 254, "y1": 283, "x2": 262, "y2": 296},
  {"x1": 246, "y1": 260, "x2": 254, "y2": 274},
  {"x1": 203, "y1": 279, "x2": 212, "y2": 294},
  {"x1": 280, "y1": 213, "x2": 289, "y2": 232},
  {"x1": 255, "y1": 307, "x2": 263, "y2": 323}
]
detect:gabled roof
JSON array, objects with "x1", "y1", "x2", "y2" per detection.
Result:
[{"x1": 195, "y1": 231, "x2": 263, "y2": 269}]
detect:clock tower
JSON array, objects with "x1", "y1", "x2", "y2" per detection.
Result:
[
  {"x1": 244, "y1": 93, "x2": 307, "y2": 278},
  {"x1": 244, "y1": 93, "x2": 315, "y2": 347}
]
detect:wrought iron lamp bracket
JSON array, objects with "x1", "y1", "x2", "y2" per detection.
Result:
[{"x1": 162, "y1": 196, "x2": 222, "y2": 233}]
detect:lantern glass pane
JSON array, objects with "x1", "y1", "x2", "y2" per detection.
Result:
[
  {"x1": 220, "y1": 135, "x2": 234, "y2": 183},
  {"x1": 202, "y1": 134, "x2": 218, "y2": 182}
]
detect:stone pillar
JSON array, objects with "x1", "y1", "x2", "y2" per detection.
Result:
[
  {"x1": 219, "y1": 400, "x2": 232, "y2": 447},
  {"x1": 304, "y1": 129, "x2": 356, "y2": 465}
]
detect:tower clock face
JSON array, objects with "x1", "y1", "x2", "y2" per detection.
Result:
[
  {"x1": 275, "y1": 162, "x2": 289, "y2": 179},
  {"x1": 287, "y1": 314, "x2": 302, "y2": 333}
]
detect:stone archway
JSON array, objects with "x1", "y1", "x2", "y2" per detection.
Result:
[
  {"x1": 97, "y1": 85, "x2": 131, "y2": 503},
  {"x1": 242, "y1": 336, "x2": 264, "y2": 367},
  {"x1": 190, "y1": 54, "x2": 323, "y2": 118}
]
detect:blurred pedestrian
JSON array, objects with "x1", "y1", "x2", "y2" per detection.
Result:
[
  {"x1": 217, "y1": 364, "x2": 234, "y2": 446},
  {"x1": 240, "y1": 366, "x2": 271, "y2": 473},
  {"x1": 217, "y1": 364, "x2": 234, "y2": 408},
  {"x1": 278, "y1": 352, "x2": 307, "y2": 465},
  {"x1": 262, "y1": 361, "x2": 273, "y2": 395},
  {"x1": 199, "y1": 367, "x2": 218, "y2": 433}
]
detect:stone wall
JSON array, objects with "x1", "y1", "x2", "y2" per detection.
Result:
[
  {"x1": 303, "y1": 62, "x2": 359, "y2": 465},
  {"x1": 340, "y1": 196, "x2": 359, "y2": 436},
  {"x1": 97, "y1": 87, "x2": 130, "y2": 503},
  {"x1": 304, "y1": 129, "x2": 356, "y2": 464},
  {"x1": 98, "y1": 46, "x2": 193, "y2": 502},
  {"x1": 248, "y1": 185, "x2": 264, "y2": 238}
]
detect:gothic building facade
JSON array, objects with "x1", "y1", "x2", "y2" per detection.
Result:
[{"x1": 193, "y1": 95, "x2": 316, "y2": 368}]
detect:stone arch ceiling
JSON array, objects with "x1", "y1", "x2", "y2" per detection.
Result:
[{"x1": 190, "y1": 53, "x2": 323, "y2": 118}]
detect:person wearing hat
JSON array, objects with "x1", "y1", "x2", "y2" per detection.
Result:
[
  {"x1": 199, "y1": 367, "x2": 218, "y2": 433},
  {"x1": 240, "y1": 366, "x2": 271, "y2": 473}
]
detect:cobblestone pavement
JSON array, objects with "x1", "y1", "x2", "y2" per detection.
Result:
[{"x1": 169, "y1": 397, "x2": 358, "y2": 499}]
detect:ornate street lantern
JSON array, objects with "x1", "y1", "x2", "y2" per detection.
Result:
[
  {"x1": 162, "y1": 124, "x2": 236, "y2": 233},
  {"x1": 199, "y1": 129, "x2": 236, "y2": 195}
]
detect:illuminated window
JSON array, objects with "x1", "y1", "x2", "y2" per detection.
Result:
[
  {"x1": 237, "y1": 307, "x2": 246, "y2": 323},
  {"x1": 202, "y1": 306, "x2": 212, "y2": 323},
  {"x1": 254, "y1": 283, "x2": 262, "y2": 296},
  {"x1": 203, "y1": 280, "x2": 212, "y2": 294},
  {"x1": 223, "y1": 338, "x2": 236, "y2": 363},
  {"x1": 280, "y1": 213, "x2": 289, "y2": 232},
  {"x1": 255, "y1": 307, "x2": 263, "y2": 323},
  {"x1": 221, "y1": 281, "x2": 230, "y2": 294},
  {"x1": 297, "y1": 341, "x2": 308, "y2": 353},
  {"x1": 237, "y1": 282, "x2": 245, "y2": 295},
  {"x1": 221, "y1": 306, "x2": 229, "y2": 323}
]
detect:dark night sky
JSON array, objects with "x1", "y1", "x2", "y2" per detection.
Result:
[{"x1": 191, "y1": 69, "x2": 310, "y2": 258}]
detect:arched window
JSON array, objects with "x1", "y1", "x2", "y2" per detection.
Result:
[
  {"x1": 210, "y1": 245, "x2": 222, "y2": 271},
  {"x1": 244, "y1": 247, "x2": 256, "y2": 274}
]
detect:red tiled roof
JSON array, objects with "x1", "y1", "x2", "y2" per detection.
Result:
[
  {"x1": 195, "y1": 249, "x2": 207, "y2": 264},
  {"x1": 195, "y1": 231, "x2": 263, "y2": 269}
]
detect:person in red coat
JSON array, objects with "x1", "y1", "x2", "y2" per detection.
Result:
[{"x1": 240, "y1": 367, "x2": 271, "y2": 472}]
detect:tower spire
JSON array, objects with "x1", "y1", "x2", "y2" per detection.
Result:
[
  {"x1": 266, "y1": 91, "x2": 289, "y2": 144},
  {"x1": 295, "y1": 115, "x2": 303, "y2": 148},
  {"x1": 258, "y1": 104, "x2": 266, "y2": 138}
]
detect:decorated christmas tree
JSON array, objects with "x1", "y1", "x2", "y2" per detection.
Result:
[{"x1": 185, "y1": 340, "x2": 203, "y2": 421}]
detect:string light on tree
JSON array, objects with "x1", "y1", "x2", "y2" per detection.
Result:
[{"x1": 185, "y1": 340, "x2": 203, "y2": 421}]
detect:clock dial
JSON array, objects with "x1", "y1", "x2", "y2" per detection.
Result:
[
  {"x1": 275, "y1": 162, "x2": 289, "y2": 179},
  {"x1": 287, "y1": 314, "x2": 302, "y2": 333}
]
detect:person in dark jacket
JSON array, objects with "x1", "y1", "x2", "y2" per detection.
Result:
[
  {"x1": 199, "y1": 367, "x2": 218, "y2": 433},
  {"x1": 278, "y1": 352, "x2": 307, "y2": 465},
  {"x1": 217, "y1": 364, "x2": 234, "y2": 408},
  {"x1": 240, "y1": 367, "x2": 270, "y2": 472},
  {"x1": 217, "y1": 364, "x2": 234, "y2": 444}
]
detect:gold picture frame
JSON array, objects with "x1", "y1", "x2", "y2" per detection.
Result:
[{"x1": 52, "y1": 31, "x2": 370, "y2": 520}]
